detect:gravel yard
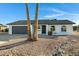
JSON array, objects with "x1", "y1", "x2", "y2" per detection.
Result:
[
  {"x1": 0, "y1": 32, "x2": 78, "y2": 56},
  {"x1": 0, "y1": 37, "x2": 69, "y2": 56}
]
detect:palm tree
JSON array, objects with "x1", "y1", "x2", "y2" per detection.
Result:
[
  {"x1": 33, "y1": 3, "x2": 39, "y2": 41},
  {"x1": 26, "y1": 3, "x2": 32, "y2": 40}
]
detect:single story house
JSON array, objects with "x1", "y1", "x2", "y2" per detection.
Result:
[{"x1": 7, "y1": 19, "x2": 75, "y2": 35}]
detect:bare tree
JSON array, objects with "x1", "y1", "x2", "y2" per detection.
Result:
[
  {"x1": 26, "y1": 3, "x2": 32, "y2": 40},
  {"x1": 33, "y1": 3, "x2": 39, "y2": 41}
]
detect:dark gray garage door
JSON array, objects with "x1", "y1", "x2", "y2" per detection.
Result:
[{"x1": 12, "y1": 26, "x2": 27, "y2": 34}]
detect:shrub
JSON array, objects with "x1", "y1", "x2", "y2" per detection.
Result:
[{"x1": 5, "y1": 28, "x2": 8, "y2": 32}]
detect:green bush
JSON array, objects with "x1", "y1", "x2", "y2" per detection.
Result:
[{"x1": 5, "y1": 28, "x2": 8, "y2": 32}]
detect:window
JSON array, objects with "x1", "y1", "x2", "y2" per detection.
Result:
[
  {"x1": 61, "y1": 26, "x2": 66, "y2": 32},
  {"x1": 51, "y1": 26, "x2": 55, "y2": 31}
]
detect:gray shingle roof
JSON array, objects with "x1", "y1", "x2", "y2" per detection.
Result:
[{"x1": 7, "y1": 19, "x2": 75, "y2": 25}]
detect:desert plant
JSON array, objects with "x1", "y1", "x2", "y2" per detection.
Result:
[
  {"x1": 33, "y1": 3, "x2": 39, "y2": 41},
  {"x1": 26, "y1": 3, "x2": 32, "y2": 40}
]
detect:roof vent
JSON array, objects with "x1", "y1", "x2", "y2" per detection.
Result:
[
  {"x1": 54, "y1": 19, "x2": 57, "y2": 20},
  {"x1": 51, "y1": 19, "x2": 57, "y2": 21}
]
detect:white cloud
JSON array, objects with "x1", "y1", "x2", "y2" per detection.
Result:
[
  {"x1": 71, "y1": 13, "x2": 79, "y2": 15},
  {"x1": 41, "y1": 8, "x2": 67, "y2": 14},
  {"x1": 51, "y1": 8, "x2": 68, "y2": 14},
  {"x1": 44, "y1": 13, "x2": 64, "y2": 18},
  {"x1": 44, "y1": 8, "x2": 79, "y2": 18},
  {"x1": 43, "y1": 8, "x2": 68, "y2": 18},
  {"x1": 42, "y1": 8, "x2": 79, "y2": 25}
]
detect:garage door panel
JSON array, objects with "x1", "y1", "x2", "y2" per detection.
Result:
[{"x1": 12, "y1": 26, "x2": 27, "y2": 34}]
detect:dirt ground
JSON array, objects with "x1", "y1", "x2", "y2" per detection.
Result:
[{"x1": 0, "y1": 32, "x2": 79, "y2": 56}]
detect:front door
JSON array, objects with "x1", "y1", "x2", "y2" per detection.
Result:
[{"x1": 42, "y1": 25, "x2": 46, "y2": 34}]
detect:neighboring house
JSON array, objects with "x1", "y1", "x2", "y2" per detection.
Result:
[
  {"x1": 7, "y1": 19, "x2": 75, "y2": 35},
  {"x1": 0, "y1": 24, "x2": 7, "y2": 32}
]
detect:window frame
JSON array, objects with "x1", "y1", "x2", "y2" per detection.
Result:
[
  {"x1": 61, "y1": 25, "x2": 67, "y2": 32},
  {"x1": 51, "y1": 25, "x2": 55, "y2": 31}
]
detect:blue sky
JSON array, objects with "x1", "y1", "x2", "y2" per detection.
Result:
[{"x1": 0, "y1": 3, "x2": 79, "y2": 25}]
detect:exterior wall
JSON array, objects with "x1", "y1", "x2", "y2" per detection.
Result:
[
  {"x1": 31, "y1": 25, "x2": 42, "y2": 34},
  {"x1": 38, "y1": 25, "x2": 42, "y2": 34},
  {"x1": 46, "y1": 25, "x2": 48, "y2": 35},
  {"x1": 51, "y1": 25, "x2": 73, "y2": 35},
  {"x1": 8, "y1": 25, "x2": 12, "y2": 34},
  {"x1": 66, "y1": 25, "x2": 73, "y2": 35},
  {"x1": 8, "y1": 24, "x2": 73, "y2": 35},
  {"x1": 34, "y1": 24, "x2": 73, "y2": 35},
  {"x1": 31, "y1": 25, "x2": 33, "y2": 34}
]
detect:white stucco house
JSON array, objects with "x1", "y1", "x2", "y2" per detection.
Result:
[{"x1": 7, "y1": 19, "x2": 75, "y2": 35}]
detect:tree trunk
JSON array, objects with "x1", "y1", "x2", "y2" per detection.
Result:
[
  {"x1": 26, "y1": 3, "x2": 32, "y2": 40},
  {"x1": 33, "y1": 3, "x2": 39, "y2": 41}
]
